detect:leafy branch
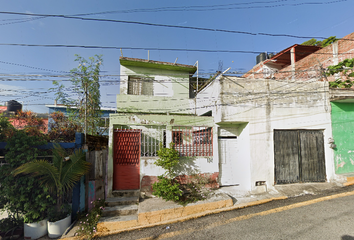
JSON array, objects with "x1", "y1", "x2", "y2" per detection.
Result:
[{"x1": 326, "y1": 58, "x2": 354, "y2": 88}]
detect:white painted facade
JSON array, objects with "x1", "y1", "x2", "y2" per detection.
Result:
[{"x1": 196, "y1": 76, "x2": 345, "y2": 194}]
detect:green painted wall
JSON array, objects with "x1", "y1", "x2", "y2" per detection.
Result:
[{"x1": 331, "y1": 102, "x2": 354, "y2": 175}]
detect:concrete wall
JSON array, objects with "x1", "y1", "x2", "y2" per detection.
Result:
[
  {"x1": 107, "y1": 113, "x2": 217, "y2": 197},
  {"x1": 196, "y1": 76, "x2": 342, "y2": 194},
  {"x1": 331, "y1": 102, "x2": 354, "y2": 176},
  {"x1": 118, "y1": 65, "x2": 195, "y2": 114}
]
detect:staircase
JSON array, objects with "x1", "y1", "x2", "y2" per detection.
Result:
[{"x1": 101, "y1": 190, "x2": 140, "y2": 222}]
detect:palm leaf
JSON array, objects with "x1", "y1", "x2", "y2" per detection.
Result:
[
  {"x1": 52, "y1": 143, "x2": 66, "y2": 175},
  {"x1": 13, "y1": 160, "x2": 60, "y2": 193},
  {"x1": 61, "y1": 149, "x2": 91, "y2": 194},
  {"x1": 13, "y1": 144, "x2": 91, "y2": 211}
]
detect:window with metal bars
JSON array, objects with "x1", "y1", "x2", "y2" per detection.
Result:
[
  {"x1": 128, "y1": 76, "x2": 154, "y2": 96},
  {"x1": 140, "y1": 126, "x2": 166, "y2": 157},
  {"x1": 172, "y1": 127, "x2": 213, "y2": 157}
]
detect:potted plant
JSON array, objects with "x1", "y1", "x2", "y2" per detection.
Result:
[
  {"x1": 14, "y1": 144, "x2": 90, "y2": 238},
  {"x1": 24, "y1": 218, "x2": 48, "y2": 240},
  {"x1": 22, "y1": 189, "x2": 53, "y2": 240},
  {"x1": 1, "y1": 129, "x2": 53, "y2": 239}
]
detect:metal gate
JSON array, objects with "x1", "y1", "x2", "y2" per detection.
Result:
[
  {"x1": 274, "y1": 130, "x2": 326, "y2": 184},
  {"x1": 113, "y1": 129, "x2": 141, "y2": 190}
]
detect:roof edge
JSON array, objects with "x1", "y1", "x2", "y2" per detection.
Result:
[{"x1": 120, "y1": 57, "x2": 197, "y2": 73}]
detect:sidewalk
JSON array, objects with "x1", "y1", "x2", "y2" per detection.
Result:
[{"x1": 61, "y1": 181, "x2": 345, "y2": 239}]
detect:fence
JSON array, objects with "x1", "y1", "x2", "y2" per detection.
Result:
[
  {"x1": 86, "y1": 149, "x2": 108, "y2": 210},
  {"x1": 172, "y1": 127, "x2": 213, "y2": 157}
]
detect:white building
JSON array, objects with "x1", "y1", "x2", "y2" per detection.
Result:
[{"x1": 195, "y1": 75, "x2": 344, "y2": 194}]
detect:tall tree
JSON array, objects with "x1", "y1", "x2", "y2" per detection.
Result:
[{"x1": 51, "y1": 54, "x2": 103, "y2": 136}]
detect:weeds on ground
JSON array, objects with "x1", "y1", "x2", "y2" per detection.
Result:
[{"x1": 75, "y1": 198, "x2": 105, "y2": 240}]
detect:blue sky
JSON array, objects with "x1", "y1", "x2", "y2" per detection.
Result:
[{"x1": 0, "y1": 0, "x2": 353, "y2": 113}]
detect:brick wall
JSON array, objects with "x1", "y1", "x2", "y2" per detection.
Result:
[
  {"x1": 275, "y1": 32, "x2": 354, "y2": 81},
  {"x1": 245, "y1": 32, "x2": 354, "y2": 81},
  {"x1": 242, "y1": 62, "x2": 264, "y2": 79}
]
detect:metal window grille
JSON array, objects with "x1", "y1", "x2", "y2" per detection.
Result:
[
  {"x1": 141, "y1": 126, "x2": 166, "y2": 157},
  {"x1": 128, "y1": 76, "x2": 154, "y2": 96},
  {"x1": 116, "y1": 126, "x2": 166, "y2": 157},
  {"x1": 172, "y1": 127, "x2": 213, "y2": 157}
]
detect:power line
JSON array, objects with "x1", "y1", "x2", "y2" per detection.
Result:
[
  {"x1": 0, "y1": 0, "x2": 346, "y2": 28},
  {"x1": 1, "y1": 43, "x2": 354, "y2": 55},
  {"x1": 0, "y1": 66, "x2": 348, "y2": 81},
  {"x1": 0, "y1": 11, "x2": 347, "y2": 40},
  {"x1": 27, "y1": 0, "x2": 343, "y2": 17},
  {"x1": 0, "y1": 60, "x2": 70, "y2": 74}
]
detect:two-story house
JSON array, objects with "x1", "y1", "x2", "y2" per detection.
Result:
[{"x1": 107, "y1": 57, "x2": 217, "y2": 197}]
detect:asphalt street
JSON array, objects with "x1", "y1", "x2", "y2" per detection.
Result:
[{"x1": 100, "y1": 185, "x2": 354, "y2": 240}]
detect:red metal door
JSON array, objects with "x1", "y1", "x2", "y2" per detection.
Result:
[{"x1": 113, "y1": 129, "x2": 141, "y2": 190}]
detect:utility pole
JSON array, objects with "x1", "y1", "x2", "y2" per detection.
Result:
[
  {"x1": 84, "y1": 81, "x2": 88, "y2": 143},
  {"x1": 196, "y1": 61, "x2": 199, "y2": 93}
]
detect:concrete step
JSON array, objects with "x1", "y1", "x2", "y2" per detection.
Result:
[
  {"x1": 106, "y1": 196, "x2": 139, "y2": 206},
  {"x1": 99, "y1": 214, "x2": 138, "y2": 223},
  {"x1": 112, "y1": 190, "x2": 140, "y2": 198},
  {"x1": 102, "y1": 204, "x2": 138, "y2": 217}
]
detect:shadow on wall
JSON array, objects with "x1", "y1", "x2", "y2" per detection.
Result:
[{"x1": 173, "y1": 156, "x2": 199, "y2": 176}]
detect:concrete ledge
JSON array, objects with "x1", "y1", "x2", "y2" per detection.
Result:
[
  {"x1": 344, "y1": 177, "x2": 354, "y2": 186},
  {"x1": 95, "y1": 194, "x2": 232, "y2": 236},
  {"x1": 138, "y1": 197, "x2": 233, "y2": 225},
  {"x1": 97, "y1": 219, "x2": 139, "y2": 233}
]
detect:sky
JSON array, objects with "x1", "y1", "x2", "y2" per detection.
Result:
[{"x1": 0, "y1": 0, "x2": 353, "y2": 113}]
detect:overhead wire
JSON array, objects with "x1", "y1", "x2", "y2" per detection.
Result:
[
  {"x1": 0, "y1": 11, "x2": 352, "y2": 41},
  {"x1": 1, "y1": 43, "x2": 353, "y2": 55},
  {"x1": 0, "y1": 64, "x2": 348, "y2": 82},
  {"x1": 0, "y1": 1, "x2": 294, "y2": 26}
]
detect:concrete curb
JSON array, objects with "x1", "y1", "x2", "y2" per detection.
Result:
[{"x1": 92, "y1": 196, "x2": 287, "y2": 238}]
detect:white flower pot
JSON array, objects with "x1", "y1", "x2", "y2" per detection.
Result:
[
  {"x1": 24, "y1": 219, "x2": 48, "y2": 240},
  {"x1": 47, "y1": 215, "x2": 71, "y2": 238}
]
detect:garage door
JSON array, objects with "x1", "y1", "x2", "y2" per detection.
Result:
[{"x1": 274, "y1": 130, "x2": 326, "y2": 184}]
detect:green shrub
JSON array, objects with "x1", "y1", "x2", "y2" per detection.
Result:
[
  {"x1": 152, "y1": 176, "x2": 182, "y2": 202},
  {"x1": 154, "y1": 143, "x2": 179, "y2": 178},
  {"x1": 152, "y1": 144, "x2": 183, "y2": 203},
  {"x1": 152, "y1": 144, "x2": 211, "y2": 205}
]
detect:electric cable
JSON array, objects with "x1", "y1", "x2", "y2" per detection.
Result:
[{"x1": 0, "y1": 11, "x2": 352, "y2": 41}]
